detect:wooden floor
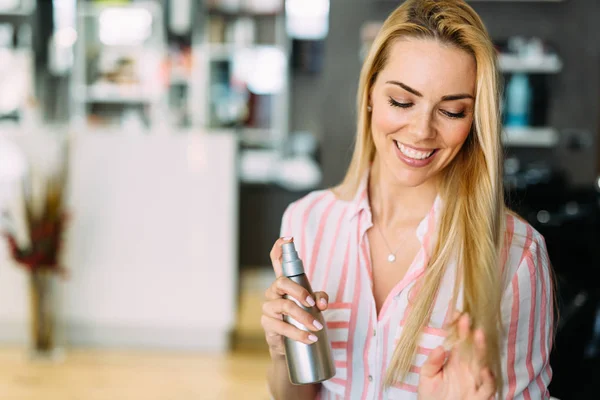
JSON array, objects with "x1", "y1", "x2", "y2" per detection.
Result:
[
  {"x1": 0, "y1": 268, "x2": 278, "y2": 399},
  {"x1": 0, "y1": 347, "x2": 272, "y2": 400}
]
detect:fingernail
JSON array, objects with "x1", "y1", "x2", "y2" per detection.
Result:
[
  {"x1": 313, "y1": 320, "x2": 323, "y2": 330},
  {"x1": 319, "y1": 298, "x2": 328, "y2": 307},
  {"x1": 308, "y1": 334, "x2": 318, "y2": 343},
  {"x1": 306, "y1": 296, "x2": 316, "y2": 307},
  {"x1": 282, "y1": 236, "x2": 293, "y2": 241}
]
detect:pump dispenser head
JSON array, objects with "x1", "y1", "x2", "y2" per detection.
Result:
[{"x1": 281, "y1": 242, "x2": 306, "y2": 277}]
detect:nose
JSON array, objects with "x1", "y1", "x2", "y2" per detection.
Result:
[{"x1": 409, "y1": 109, "x2": 436, "y2": 141}]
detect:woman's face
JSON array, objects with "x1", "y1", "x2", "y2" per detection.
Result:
[{"x1": 369, "y1": 38, "x2": 476, "y2": 188}]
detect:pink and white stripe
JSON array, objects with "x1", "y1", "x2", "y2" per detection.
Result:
[{"x1": 280, "y1": 175, "x2": 554, "y2": 399}]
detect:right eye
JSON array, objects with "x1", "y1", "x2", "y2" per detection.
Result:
[{"x1": 388, "y1": 98, "x2": 413, "y2": 108}]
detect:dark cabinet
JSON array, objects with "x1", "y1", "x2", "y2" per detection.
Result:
[{"x1": 238, "y1": 183, "x2": 311, "y2": 269}]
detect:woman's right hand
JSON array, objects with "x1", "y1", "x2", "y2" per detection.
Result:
[{"x1": 261, "y1": 237, "x2": 329, "y2": 357}]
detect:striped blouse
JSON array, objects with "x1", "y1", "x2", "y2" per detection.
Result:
[{"x1": 279, "y1": 175, "x2": 553, "y2": 400}]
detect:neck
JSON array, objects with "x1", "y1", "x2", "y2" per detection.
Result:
[{"x1": 368, "y1": 155, "x2": 439, "y2": 229}]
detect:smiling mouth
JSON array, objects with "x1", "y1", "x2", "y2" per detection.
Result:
[{"x1": 394, "y1": 141, "x2": 438, "y2": 160}]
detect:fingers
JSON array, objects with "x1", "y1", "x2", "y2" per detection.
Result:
[
  {"x1": 451, "y1": 310, "x2": 461, "y2": 323},
  {"x1": 262, "y1": 298, "x2": 324, "y2": 332},
  {"x1": 473, "y1": 328, "x2": 487, "y2": 368},
  {"x1": 437, "y1": 311, "x2": 496, "y2": 398},
  {"x1": 314, "y1": 291, "x2": 329, "y2": 311},
  {"x1": 447, "y1": 313, "x2": 471, "y2": 365},
  {"x1": 270, "y1": 236, "x2": 294, "y2": 277},
  {"x1": 457, "y1": 313, "x2": 471, "y2": 343},
  {"x1": 475, "y1": 367, "x2": 496, "y2": 399},
  {"x1": 265, "y1": 276, "x2": 315, "y2": 308},
  {"x1": 420, "y1": 345, "x2": 446, "y2": 378},
  {"x1": 261, "y1": 315, "x2": 319, "y2": 346}
]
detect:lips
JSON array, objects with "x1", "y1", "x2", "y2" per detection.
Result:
[
  {"x1": 393, "y1": 140, "x2": 438, "y2": 167},
  {"x1": 395, "y1": 141, "x2": 436, "y2": 160}
]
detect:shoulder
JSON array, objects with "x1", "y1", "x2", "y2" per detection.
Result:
[
  {"x1": 282, "y1": 189, "x2": 343, "y2": 229},
  {"x1": 499, "y1": 213, "x2": 554, "y2": 398},
  {"x1": 502, "y1": 211, "x2": 551, "y2": 289},
  {"x1": 280, "y1": 189, "x2": 350, "y2": 264}
]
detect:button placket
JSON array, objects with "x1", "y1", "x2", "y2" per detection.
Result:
[{"x1": 370, "y1": 319, "x2": 384, "y2": 399}]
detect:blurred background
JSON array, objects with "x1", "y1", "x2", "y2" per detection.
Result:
[{"x1": 0, "y1": 0, "x2": 598, "y2": 399}]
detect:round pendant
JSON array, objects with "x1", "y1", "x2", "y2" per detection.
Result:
[{"x1": 387, "y1": 254, "x2": 396, "y2": 263}]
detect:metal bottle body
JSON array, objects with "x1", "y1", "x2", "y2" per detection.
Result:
[{"x1": 283, "y1": 273, "x2": 336, "y2": 385}]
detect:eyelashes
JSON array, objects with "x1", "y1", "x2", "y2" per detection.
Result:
[
  {"x1": 388, "y1": 98, "x2": 412, "y2": 108},
  {"x1": 387, "y1": 97, "x2": 467, "y2": 119},
  {"x1": 441, "y1": 110, "x2": 466, "y2": 119}
]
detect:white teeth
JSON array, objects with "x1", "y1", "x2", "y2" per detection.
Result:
[{"x1": 396, "y1": 142, "x2": 435, "y2": 160}]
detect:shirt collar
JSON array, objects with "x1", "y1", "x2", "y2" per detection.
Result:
[
  {"x1": 347, "y1": 168, "x2": 443, "y2": 245},
  {"x1": 348, "y1": 170, "x2": 371, "y2": 221}
]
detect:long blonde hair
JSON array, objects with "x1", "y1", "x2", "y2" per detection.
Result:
[{"x1": 336, "y1": 0, "x2": 505, "y2": 391}]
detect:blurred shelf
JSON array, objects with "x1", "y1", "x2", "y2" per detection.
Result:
[
  {"x1": 169, "y1": 73, "x2": 191, "y2": 86},
  {"x1": 205, "y1": 44, "x2": 235, "y2": 60},
  {"x1": 206, "y1": 8, "x2": 283, "y2": 18},
  {"x1": 194, "y1": 3, "x2": 290, "y2": 156},
  {"x1": 205, "y1": 44, "x2": 286, "y2": 61},
  {"x1": 0, "y1": 9, "x2": 34, "y2": 23},
  {"x1": 502, "y1": 126, "x2": 559, "y2": 147},
  {"x1": 78, "y1": 0, "x2": 161, "y2": 16},
  {"x1": 498, "y1": 53, "x2": 562, "y2": 73},
  {"x1": 240, "y1": 128, "x2": 281, "y2": 147},
  {"x1": 83, "y1": 83, "x2": 159, "y2": 104}
]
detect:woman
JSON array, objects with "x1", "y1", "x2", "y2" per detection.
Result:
[{"x1": 261, "y1": 0, "x2": 553, "y2": 399}]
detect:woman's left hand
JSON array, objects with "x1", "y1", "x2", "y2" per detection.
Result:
[{"x1": 417, "y1": 313, "x2": 496, "y2": 400}]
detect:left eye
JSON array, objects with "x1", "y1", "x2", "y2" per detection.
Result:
[
  {"x1": 441, "y1": 110, "x2": 466, "y2": 119},
  {"x1": 388, "y1": 98, "x2": 413, "y2": 108}
]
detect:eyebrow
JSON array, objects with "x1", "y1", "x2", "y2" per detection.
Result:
[{"x1": 385, "y1": 80, "x2": 474, "y2": 101}]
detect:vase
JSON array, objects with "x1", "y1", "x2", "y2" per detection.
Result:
[{"x1": 28, "y1": 269, "x2": 63, "y2": 361}]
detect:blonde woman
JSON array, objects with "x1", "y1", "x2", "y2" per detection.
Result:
[{"x1": 261, "y1": 0, "x2": 554, "y2": 399}]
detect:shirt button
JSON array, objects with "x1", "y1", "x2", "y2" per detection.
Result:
[
  {"x1": 368, "y1": 375, "x2": 373, "y2": 382},
  {"x1": 373, "y1": 329, "x2": 377, "y2": 337}
]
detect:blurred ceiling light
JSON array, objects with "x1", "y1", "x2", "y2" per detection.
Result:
[
  {"x1": 246, "y1": 0, "x2": 282, "y2": 14},
  {"x1": 285, "y1": 0, "x2": 329, "y2": 40},
  {"x1": 0, "y1": 0, "x2": 20, "y2": 12},
  {"x1": 99, "y1": 8, "x2": 153, "y2": 46},
  {"x1": 168, "y1": 0, "x2": 192, "y2": 35},
  {"x1": 53, "y1": 0, "x2": 76, "y2": 29},
  {"x1": 55, "y1": 26, "x2": 77, "y2": 47},
  {"x1": 233, "y1": 46, "x2": 286, "y2": 95}
]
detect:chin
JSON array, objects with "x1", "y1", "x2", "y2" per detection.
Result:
[{"x1": 390, "y1": 167, "x2": 433, "y2": 188}]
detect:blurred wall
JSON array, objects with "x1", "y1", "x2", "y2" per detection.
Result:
[{"x1": 306, "y1": 0, "x2": 599, "y2": 187}]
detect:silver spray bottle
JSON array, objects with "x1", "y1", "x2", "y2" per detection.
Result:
[{"x1": 281, "y1": 242, "x2": 336, "y2": 385}]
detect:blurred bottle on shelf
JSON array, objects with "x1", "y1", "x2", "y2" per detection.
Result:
[{"x1": 504, "y1": 73, "x2": 532, "y2": 128}]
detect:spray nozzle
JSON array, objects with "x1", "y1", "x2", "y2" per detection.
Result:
[{"x1": 281, "y1": 241, "x2": 305, "y2": 277}]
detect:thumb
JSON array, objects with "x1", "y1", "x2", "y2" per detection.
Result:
[
  {"x1": 269, "y1": 237, "x2": 293, "y2": 277},
  {"x1": 420, "y1": 346, "x2": 446, "y2": 378},
  {"x1": 313, "y1": 291, "x2": 329, "y2": 311}
]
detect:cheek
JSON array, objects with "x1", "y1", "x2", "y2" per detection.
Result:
[
  {"x1": 441, "y1": 121, "x2": 472, "y2": 150},
  {"x1": 371, "y1": 108, "x2": 407, "y2": 138}
]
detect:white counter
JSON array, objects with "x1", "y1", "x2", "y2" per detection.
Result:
[{"x1": 0, "y1": 130, "x2": 239, "y2": 352}]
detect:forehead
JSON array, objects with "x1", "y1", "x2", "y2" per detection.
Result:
[{"x1": 379, "y1": 38, "x2": 476, "y2": 95}]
